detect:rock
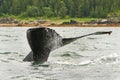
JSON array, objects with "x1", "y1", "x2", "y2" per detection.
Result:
[
  {"x1": 38, "y1": 19, "x2": 47, "y2": 24},
  {"x1": 0, "y1": 18, "x2": 19, "y2": 24},
  {"x1": 70, "y1": 20, "x2": 78, "y2": 24},
  {"x1": 62, "y1": 22, "x2": 70, "y2": 24},
  {"x1": 86, "y1": 18, "x2": 120, "y2": 25},
  {"x1": 13, "y1": 19, "x2": 19, "y2": 24}
]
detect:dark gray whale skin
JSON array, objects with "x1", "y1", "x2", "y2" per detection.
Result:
[
  {"x1": 23, "y1": 27, "x2": 112, "y2": 63},
  {"x1": 23, "y1": 27, "x2": 63, "y2": 62}
]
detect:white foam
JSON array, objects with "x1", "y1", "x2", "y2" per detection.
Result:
[{"x1": 92, "y1": 53, "x2": 119, "y2": 64}]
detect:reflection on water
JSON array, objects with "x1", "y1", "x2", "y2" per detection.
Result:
[{"x1": 0, "y1": 27, "x2": 120, "y2": 80}]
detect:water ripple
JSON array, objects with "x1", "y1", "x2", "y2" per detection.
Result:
[
  {"x1": 0, "y1": 52, "x2": 18, "y2": 55},
  {"x1": 0, "y1": 34, "x2": 18, "y2": 38}
]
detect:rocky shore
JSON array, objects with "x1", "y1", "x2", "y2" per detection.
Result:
[{"x1": 0, "y1": 18, "x2": 120, "y2": 27}]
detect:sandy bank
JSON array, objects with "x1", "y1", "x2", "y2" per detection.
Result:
[{"x1": 0, "y1": 23, "x2": 120, "y2": 27}]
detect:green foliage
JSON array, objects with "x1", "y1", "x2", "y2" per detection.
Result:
[
  {"x1": 21, "y1": 6, "x2": 40, "y2": 17},
  {"x1": 108, "y1": 10, "x2": 120, "y2": 17},
  {"x1": 0, "y1": 0, "x2": 120, "y2": 18},
  {"x1": 43, "y1": 7, "x2": 53, "y2": 17},
  {"x1": 58, "y1": 1, "x2": 67, "y2": 18}
]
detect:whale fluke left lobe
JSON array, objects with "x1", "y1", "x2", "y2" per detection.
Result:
[{"x1": 23, "y1": 51, "x2": 33, "y2": 61}]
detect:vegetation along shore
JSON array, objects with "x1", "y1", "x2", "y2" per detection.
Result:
[
  {"x1": 0, "y1": 0, "x2": 120, "y2": 27},
  {"x1": 0, "y1": 17, "x2": 120, "y2": 27}
]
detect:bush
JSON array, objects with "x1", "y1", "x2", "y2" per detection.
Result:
[
  {"x1": 43, "y1": 7, "x2": 53, "y2": 18},
  {"x1": 21, "y1": 6, "x2": 40, "y2": 17},
  {"x1": 108, "y1": 10, "x2": 120, "y2": 17}
]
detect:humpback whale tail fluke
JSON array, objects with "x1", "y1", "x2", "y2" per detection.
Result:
[
  {"x1": 62, "y1": 31, "x2": 112, "y2": 45},
  {"x1": 23, "y1": 27, "x2": 112, "y2": 63}
]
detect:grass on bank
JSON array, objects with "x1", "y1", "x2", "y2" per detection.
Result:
[
  {"x1": 0, "y1": 15, "x2": 100, "y2": 24},
  {"x1": 48, "y1": 17, "x2": 100, "y2": 24}
]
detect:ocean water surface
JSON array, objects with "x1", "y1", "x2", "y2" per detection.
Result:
[{"x1": 0, "y1": 27, "x2": 120, "y2": 80}]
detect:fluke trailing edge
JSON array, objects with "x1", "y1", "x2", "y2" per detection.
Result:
[{"x1": 23, "y1": 27, "x2": 112, "y2": 63}]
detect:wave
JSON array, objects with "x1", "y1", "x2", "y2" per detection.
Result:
[
  {"x1": 0, "y1": 52, "x2": 18, "y2": 54},
  {"x1": 0, "y1": 34, "x2": 18, "y2": 38},
  {"x1": 92, "y1": 53, "x2": 119, "y2": 64},
  {"x1": 61, "y1": 51, "x2": 84, "y2": 58},
  {"x1": 52, "y1": 52, "x2": 120, "y2": 66}
]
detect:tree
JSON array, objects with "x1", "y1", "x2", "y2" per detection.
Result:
[
  {"x1": 64, "y1": 0, "x2": 74, "y2": 17},
  {"x1": 43, "y1": 7, "x2": 53, "y2": 17},
  {"x1": 10, "y1": 0, "x2": 22, "y2": 15},
  {"x1": 0, "y1": 0, "x2": 120, "y2": 18},
  {"x1": 58, "y1": 1, "x2": 67, "y2": 18},
  {"x1": 0, "y1": 0, "x2": 12, "y2": 14},
  {"x1": 22, "y1": 6, "x2": 40, "y2": 17},
  {"x1": 49, "y1": 0, "x2": 61, "y2": 16}
]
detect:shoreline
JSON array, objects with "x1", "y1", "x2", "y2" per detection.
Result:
[
  {"x1": 0, "y1": 23, "x2": 120, "y2": 27},
  {"x1": 1, "y1": 17, "x2": 120, "y2": 27}
]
